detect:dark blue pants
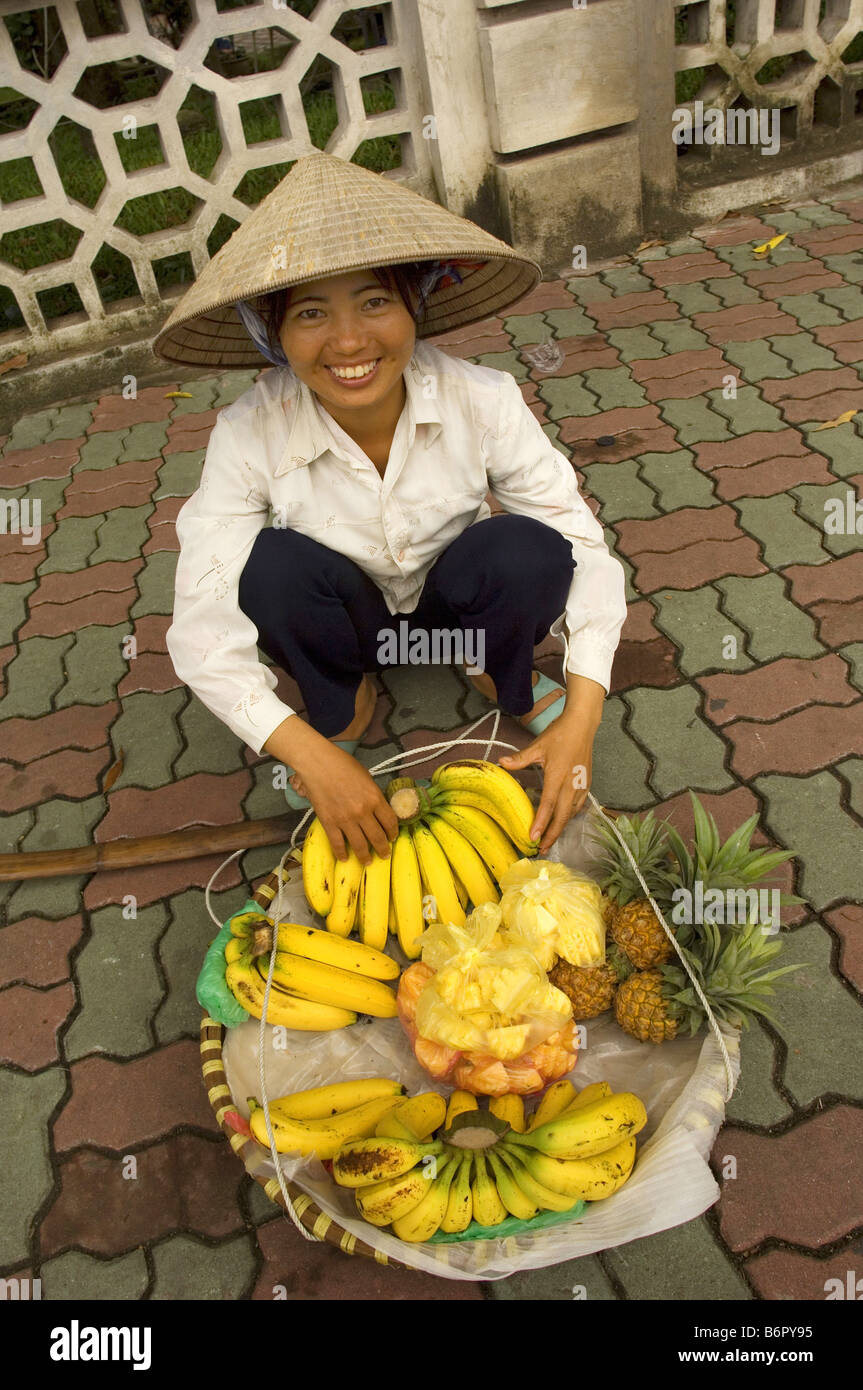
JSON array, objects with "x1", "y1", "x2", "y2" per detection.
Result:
[{"x1": 237, "y1": 514, "x2": 575, "y2": 737}]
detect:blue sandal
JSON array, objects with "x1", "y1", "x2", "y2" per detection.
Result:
[
  {"x1": 461, "y1": 667, "x2": 565, "y2": 736},
  {"x1": 282, "y1": 738, "x2": 360, "y2": 810}
]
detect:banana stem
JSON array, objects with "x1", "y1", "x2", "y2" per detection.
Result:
[{"x1": 386, "y1": 776, "x2": 422, "y2": 821}]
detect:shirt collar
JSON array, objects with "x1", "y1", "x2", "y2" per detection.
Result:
[{"x1": 274, "y1": 350, "x2": 444, "y2": 476}]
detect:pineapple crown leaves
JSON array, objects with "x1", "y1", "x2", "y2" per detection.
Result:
[
  {"x1": 664, "y1": 794, "x2": 801, "y2": 903},
  {"x1": 589, "y1": 809, "x2": 678, "y2": 905},
  {"x1": 658, "y1": 919, "x2": 802, "y2": 1035}
]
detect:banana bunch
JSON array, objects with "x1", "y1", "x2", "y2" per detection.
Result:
[
  {"x1": 301, "y1": 760, "x2": 540, "y2": 960},
  {"x1": 247, "y1": 1078, "x2": 407, "y2": 1159},
  {"x1": 332, "y1": 1081, "x2": 647, "y2": 1242},
  {"x1": 224, "y1": 911, "x2": 399, "y2": 1028}
]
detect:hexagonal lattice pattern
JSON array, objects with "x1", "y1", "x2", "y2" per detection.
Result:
[{"x1": 0, "y1": 0, "x2": 430, "y2": 359}]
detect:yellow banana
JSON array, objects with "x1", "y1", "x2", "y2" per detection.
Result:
[
  {"x1": 358, "y1": 850, "x2": 391, "y2": 951},
  {"x1": 355, "y1": 1165, "x2": 434, "y2": 1227},
  {"x1": 225, "y1": 957, "x2": 356, "y2": 1030},
  {"x1": 527, "y1": 1079, "x2": 577, "y2": 1131},
  {"x1": 511, "y1": 1092, "x2": 648, "y2": 1159},
  {"x1": 445, "y1": 1091, "x2": 478, "y2": 1127},
  {"x1": 333, "y1": 1136, "x2": 443, "y2": 1188},
  {"x1": 487, "y1": 1149, "x2": 538, "y2": 1221},
  {"x1": 562, "y1": 1081, "x2": 613, "y2": 1113},
  {"x1": 302, "y1": 817, "x2": 337, "y2": 918},
  {"x1": 325, "y1": 847, "x2": 364, "y2": 937},
  {"x1": 410, "y1": 821, "x2": 466, "y2": 927},
  {"x1": 425, "y1": 814, "x2": 499, "y2": 907},
  {"x1": 391, "y1": 826, "x2": 425, "y2": 959},
  {"x1": 376, "y1": 1092, "x2": 447, "y2": 1141},
  {"x1": 495, "y1": 1147, "x2": 582, "y2": 1214},
  {"x1": 225, "y1": 935, "x2": 249, "y2": 965},
  {"x1": 249, "y1": 1093, "x2": 407, "y2": 1158},
  {"x1": 267, "y1": 922, "x2": 398, "y2": 980},
  {"x1": 470, "y1": 1150, "x2": 508, "y2": 1228},
  {"x1": 387, "y1": 892, "x2": 397, "y2": 934},
  {"x1": 267, "y1": 1078, "x2": 404, "y2": 1121},
  {"x1": 229, "y1": 910, "x2": 269, "y2": 939},
  {"x1": 431, "y1": 801, "x2": 520, "y2": 882},
  {"x1": 452, "y1": 872, "x2": 469, "y2": 910},
  {"x1": 255, "y1": 951, "x2": 398, "y2": 1017},
  {"x1": 392, "y1": 1156, "x2": 458, "y2": 1242},
  {"x1": 503, "y1": 1136, "x2": 637, "y2": 1201},
  {"x1": 440, "y1": 1154, "x2": 474, "y2": 1233},
  {"x1": 489, "y1": 1094, "x2": 526, "y2": 1133},
  {"x1": 430, "y1": 760, "x2": 539, "y2": 854}
]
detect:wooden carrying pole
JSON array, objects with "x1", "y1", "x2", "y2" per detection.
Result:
[{"x1": 0, "y1": 815, "x2": 298, "y2": 882}]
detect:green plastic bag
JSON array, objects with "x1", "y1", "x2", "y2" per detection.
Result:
[{"x1": 196, "y1": 898, "x2": 263, "y2": 1028}]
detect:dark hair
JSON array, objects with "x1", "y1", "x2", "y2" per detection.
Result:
[{"x1": 258, "y1": 261, "x2": 437, "y2": 360}]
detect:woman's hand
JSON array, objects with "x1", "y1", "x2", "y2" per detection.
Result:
[{"x1": 294, "y1": 741, "x2": 399, "y2": 864}]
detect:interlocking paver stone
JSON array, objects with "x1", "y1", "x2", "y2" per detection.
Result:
[
  {"x1": 732, "y1": 493, "x2": 829, "y2": 567},
  {"x1": 655, "y1": 394, "x2": 733, "y2": 445},
  {"x1": 564, "y1": 274, "x2": 614, "y2": 305},
  {"x1": 648, "y1": 319, "x2": 713, "y2": 354},
  {"x1": 745, "y1": 1247, "x2": 863, "y2": 1302},
  {"x1": 6, "y1": 408, "x2": 58, "y2": 450},
  {"x1": 154, "y1": 889, "x2": 241, "y2": 1043},
  {"x1": 580, "y1": 366, "x2": 648, "y2": 411},
  {"x1": 0, "y1": 981, "x2": 75, "y2": 1069},
  {"x1": 636, "y1": 449, "x2": 717, "y2": 511},
  {"x1": 544, "y1": 304, "x2": 604, "y2": 336},
  {"x1": 6, "y1": 873, "x2": 92, "y2": 928},
  {"x1": 720, "y1": 337, "x2": 794, "y2": 381},
  {"x1": 697, "y1": 653, "x2": 858, "y2": 725},
  {"x1": 754, "y1": 769, "x2": 863, "y2": 910},
  {"x1": 602, "y1": 1217, "x2": 750, "y2": 1300},
  {"x1": 791, "y1": 479, "x2": 863, "y2": 558},
  {"x1": 836, "y1": 755, "x2": 863, "y2": 820},
  {"x1": 150, "y1": 1233, "x2": 256, "y2": 1301},
  {"x1": 74, "y1": 429, "x2": 127, "y2": 472},
  {"x1": 41, "y1": 1249, "x2": 149, "y2": 1301},
  {"x1": 820, "y1": 284, "x2": 863, "y2": 320},
  {"x1": 588, "y1": 694, "x2": 653, "y2": 810},
  {"x1": 605, "y1": 326, "x2": 665, "y2": 361},
  {"x1": 129, "y1": 551, "x2": 179, "y2": 617},
  {"x1": 154, "y1": 449, "x2": 204, "y2": 500},
  {"x1": 536, "y1": 376, "x2": 600, "y2": 421},
  {"x1": 38, "y1": 514, "x2": 104, "y2": 574},
  {"x1": 64, "y1": 901, "x2": 168, "y2": 1060},
  {"x1": 823, "y1": 903, "x2": 863, "y2": 992},
  {"x1": 625, "y1": 683, "x2": 734, "y2": 797},
  {"x1": 800, "y1": 419, "x2": 863, "y2": 479},
  {"x1": 769, "y1": 330, "x2": 842, "y2": 374},
  {"x1": 0, "y1": 633, "x2": 75, "y2": 719},
  {"x1": 652, "y1": 586, "x2": 752, "y2": 676},
  {"x1": 174, "y1": 693, "x2": 250, "y2": 777},
  {"x1": 491, "y1": 1254, "x2": 617, "y2": 1300},
  {"x1": 715, "y1": 574, "x2": 824, "y2": 661},
  {"x1": 704, "y1": 274, "x2": 761, "y2": 308},
  {"x1": 706, "y1": 384, "x2": 787, "y2": 436},
  {"x1": 662, "y1": 281, "x2": 724, "y2": 316},
  {"x1": 107, "y1": 689, "x2": 185, "y2": 789},
  {"x1": 0, "y1": 579, "x2": 35, "y2": 646},
  {"x1": 118, "y1": 420, "x2": 168, "y2": 463},
  {"x1": 89, "y1": 505, "x2": 154, "y2": 566},
  {"x1": 580, "y1": 459, "x2": 659, "y2": 522},
  {"x1": 774, "y1": 291, "x2": 845, "y2": 328},
  {"x1": 840, "y1": 641, "x2": 863, "y2": 691},
  {"x1": 723, "y1": 1023, "x2": 792, "y2": 1127},
  {"x1": 0, "y1": 1067, "x2": 66, "y2": 1265},
  {"x1": 768, "y1": 920, "x2": 863, "y2": 1105},
  {"x1": 54, "y1": 623, "x2": 130, "y2": 706}
]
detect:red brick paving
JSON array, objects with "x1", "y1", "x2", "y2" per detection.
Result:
[
  {"x1": 609, "y1": 636, "x2": 680, "y2": 691},
  {"x1": 163, "y1": 409, "x2": 220, "y2": 453},
  {"x1": 29, "y1": 560, "x2": 143, "y2": 606},
  {"x1": 620, "y1": 598, "x2": 661, "y2": 642},
  {"x1": 793, "y1": 223, "x2": 863, "y2": 256},
  {"x1": 83, "y1": 854, "x2": 247, "y2": 912},
  {"x1": 2, "y1": 703, "x2": 118, "y2": 763},
  {"x1": 810, "y1": 597, "x2": 863, "y2": 648},
  {"x1": 19, "y1": 588, "x2": 141, "y2": 638},
  {"x1": 559, "y1": 404, "x2": 681, "y2": 464},
  {"x1": 715, "y1": 1108, "x2": 863, "y2": 1252},
  {"x1": 641, "y1": 251, "x2": 735, "y2": 287},
  {"x1": 0, "y1": 981, "x2": 76, "y2": 1069},
  {"x1": 0, "y1": 747, "x2": 111, "y2": 811},
  {"x1": 823, "y1": 904, "x2": 863, "y2": 992},
  {"x1": 783, "y1": 551, "x2": 863, "y2": 606},
  {"x1": 117, "y1": 653, "x2": 184, "y2": 695},
  {"x1": 0, "y1": 915, "x2": 84, "y2": 988},
  {"x1": 693, "y1": 301, "x2": 800, "y2": 345},
  {"x1": 725, "y1": 701, "x2": 863, "y2": 777},
  {"x1": 745, "y1": 1246, "x2": 863, "y2": 1301},
  {"x1": 90, "y1": 386, "x2": 182, "y2": 432},
  {"x1": 697, "y1": 216, "x2": 777, "y2": 249},
  {"x1": 743, "y1": 260, "x2": 846, "y2": 299},
  {"x1": 131, "y1": 615, "x2": 171, "y2": 652},
  {"x1": 57, "y1": 481, "x2": 156, "y2": 518},
  {"x1": 712, "y1": 452, "x2": 836, "y2": 499},
  {"x1": 94, "y1": 771, "x2": 253, "y2": 841},
  {"x1": 625, "y1": 536, "x2": 767, "y2": 593},
  {"x1": 528, "y1": 334, "x2": 621, "y2": 377},
  {"x1": 810, "y1": 319, "x2": 863, "y2": 362},
  {"x1": 586, "y1": 291, "x2": 681, "y2": 331},
  {"x1": 697, "y1": 654, "x2": 859, "y2": 725}
]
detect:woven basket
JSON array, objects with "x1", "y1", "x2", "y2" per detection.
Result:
[{"x1": 200, "y1": 862, "x2": 404, "y2": 1267}]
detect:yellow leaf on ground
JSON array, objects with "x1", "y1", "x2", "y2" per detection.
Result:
[
  {"x1": 164, "y1": 391, "x2": 194, "y2": 398},
  {"x1": 752, "y1": 233, "x2": 788, "y2": 256},
  {"x1": 812, "y1": 409, "x2": 860, "y2": 431}
]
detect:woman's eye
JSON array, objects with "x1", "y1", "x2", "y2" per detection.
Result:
[{"x1": 365, "y1": 296, "x2": 389, "y2": 308}]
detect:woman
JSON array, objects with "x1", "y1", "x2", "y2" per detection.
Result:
[{"x1": 155, "y1": 153, "x2": 627, "y2": 871}]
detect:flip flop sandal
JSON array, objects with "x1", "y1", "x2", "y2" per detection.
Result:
[
  {"x1": 282, "y1": 738, "x2": 360, "y2": 811},
  {"x1": 459, "y1": 666, "x2": 566, "y2": 737}
]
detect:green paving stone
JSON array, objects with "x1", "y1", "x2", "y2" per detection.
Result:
[
  {"x1": 22, "y1": 795, "x2": 105, "y2": 853},
  {"x1": 6, "y1": 408, "x2": 57, "y2": 450},
  {"x1": 655, "y1": 395, "x2": 732, "y2": 445},
  {"x1": 470, "y1": 350, "x2": 529, "y2": 382},
  {"x1": 714, "y1": 242, "x2": 810, "y2": 273},
  {"x1": 732, "y1": 494, "x2": 829, "y2": 567},
  {"x1": 211, "y1": 370, "x2": 259, "y2": 409},
  {"x1": 754, "y1": 770, "x2": 863, "y2": 911},
  {"x1": 41, "y1": 1248, "x2": 149, "y2": 1301},
  {"x1": 836, "y1": 756, "x2": 863, "y2": 820},
  {"x1": 0, "y1": 578, "x2": 36, "y2": 645},
  {"x1": 599, "y1": 265, "x2": 654, "y2": 294},
  {"x1": 171, "y1": 376, "x2": 219, "y2": 416},
  {"x1": 648, "y1": 319, "x2": 713, "y2": 354},
  {"x1": 109, "y1": 690, "x2": 185, "y2": 789},
  {"x1": 820, "y1": 251, "x2": 863, "y2": 286},
  {"x1": 820, "y1": 285, "x2": 863, "y2": 320},
  {"x1": 765, "y1": 210, "x2": 829, "y2": 234},
  {"x1": 501, "y1": 312, "x2": 549, "y2": 347},
  {"x1": 706, "y1": 384, "x2": 786, "y2": 436},
  {"x1": 626, "y1": 683, "x2": 734, "y2": 797},
  {"x1": 652, "y1": 587, "x2": 752, "y2": 677},
  {"x1": 704, "y1": 274, "x2": 761, "y2": 308},
  {"x1": 544, "y1": 304, "x2": 603, "y2": 336},
  {"x1": 0, "y1": 634, "x2": 74, "y2": 720},
  {"x1": 839, "y1": 642, "x2": 863, "y2": 692},
  {"x1": 154, "y1": 448, "x2": 204, "y2": 500},
  {"x1": 606, "y1": 326, "x2": 665, "y2": 362},
  {"x1": 129, "y1": 551, "x2": 178, "y2": 618},
  {"x1": 243, "y1": 756, "x2": 299, "y2": 824},
  {"x1": 791, "y1": 479, "x2": 863, "y2": 558},
  {"x1": 118, "y1": 420, "x2": 168, "y2": 464},
  {"x1": 723, "y1": 1021, "x2": 792, "y2": 1127},
  {"x1": 768, "y1": 331, "x2": 842, "y2": 374},
  {"x1": 564, "y1": 274, "x2": 614, "y2": 304},
  {"x1": 0, "y1": 807, "x2": 35, "y2": 854},
  {"x1": 38, "y1": 514, "x2": 103, "y2": 572},
  {"x1": 581, "y1": 458, "x2": 659, "y2": 522},
  {"x1": 88, "y1": 505, "x2": 154, "y2": 566},
  {"x1": 55, "y1": 624, "x2": 129, "y2": 707},
  {"x1": 74, "y1": 429, "x2": 127, "y2": 472},
  {"x1": 603, "y1": 1216, "x2": 751, "y2": 1300},
  {"x1": 242, "y1": 842, "x2": 298, "y2": 883},
  {"x1": 800, "y1": 420, "x2": 863, "y2": 480},
  {"x1": 536, "y1": 376, "x2": 600, "y2": 421},
  {"x1": 768, "y1": 920, "x2": 863, "y2": 1106},
  {"x1": 666, "y1": 235, "x2": 707, "y2": 256},
  {"x1": 155, "y1": 886, "x2": 244, "y2": 1044},
  {"x1": 174, "y1": 694, "x2": 249, "y2": 778},
  {"x1": 7, "y1": 872, "x2": 90, "y2": 922},
  {"x1": 773, "y1": 292, "x2": 844, "y2": 329},
  {"x1": 580, "y1": 366, "x2": 648, "y2": 412},
  {"x1": 637, "y1": 449, "x2": 716, "y2": 511},
  {"x1": 662, "y1": 281, "x2": 723, "y2": 316},
  {"x1": 491, "y1": 1252, "x2": 618, "y2": 1300},
  {"x1": 28, "y1": 476, "x2": 69, "y2": 526},
  {"x1": 633, "y1": 244, "x2": 674, "y2": 262},
  {"x1": 589, "y1": 694, "x2": 653, "y2": 810},
  {"x1": 242, "y1": 1172, "x2": 281, "y2": 1226},
  {"x1": 46, "y1": 402, "x2": 96, "y2": 441},
  {"x1": 381, "y1": 662, "x2": 469, "y2": 737},
  {"x1": 792, "y1": 204, "x2": 851, "y2": 226},
  {"x1": 716, "y1": 573, "x2": 823, "y2": 661},
  {"x1": 541, "y1": 419, "x2": 564, "y2": 448},
  {"x1": 150, "y1": 1232, "x2": 254, "y2": 1300},
  {"x1": 607, "y1": 535, "x2": 638, "y2": 603},
  {"x1": 720, "y1": 338, "x2": 794, "y2": 381},
  {"x1": 65, "y1": 901, "x2": 168, "y2": 1060},
  {"x1": 0, "y1": 1067, "x2": 66, "y2": 1266}
]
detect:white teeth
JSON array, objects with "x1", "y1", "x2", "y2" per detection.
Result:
[{"x1": 328, "y1": 359, "x2": 379, "y2": 380}]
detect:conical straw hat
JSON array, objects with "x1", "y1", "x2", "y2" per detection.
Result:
[{"x1": 152, "y1": 152, "x2": 542, "y2": 368}]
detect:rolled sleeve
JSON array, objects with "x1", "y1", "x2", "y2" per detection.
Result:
[
  {"x1": 165, "y1": 412, "x2": 296, "y2": 754},
  {"x1": 483, "y1": 374, "x2": 627, "y2": 695}
]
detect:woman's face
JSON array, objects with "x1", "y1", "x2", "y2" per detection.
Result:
[{"x1": 277, "y1": 269, "x2": 417, "y2": 420}]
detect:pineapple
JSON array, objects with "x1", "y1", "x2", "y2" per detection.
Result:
[
  {"x1": 614, "y1": 919, "x2": 801, "y2": 1044},
  {"x1": 549, "y1": 944, "x2": 631, "y2": 1021},
  {"x1": 590, "y1": 809, "x2": 679, "y2": 969}
]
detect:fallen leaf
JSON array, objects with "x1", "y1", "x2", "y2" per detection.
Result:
[
  {"x1": 813, "y1": 409, "x2": 860, "y2": 431},
  {"x1": 752, "y1": 232, "x2": 788, "y2": 257},
  {"x1": 0, "y1": 352, "x2": 28, "y2": 376},
  {"x1": 164, "y1": 390, "x2": 194, "y2": 398},
  {"x1": 102, "y1": 750, "x2": 125, "y2": 791},
  {"x1": 760, "y1": 197, "x2": 791, "y2": 208},
  {"x1": 635, "y1": 239, "x2": 665, "y2": 252}
]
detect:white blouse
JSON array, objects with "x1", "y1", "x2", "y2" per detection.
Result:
[{"x1": 166, "y1": 339, "x2": 627, "y2": 754}]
